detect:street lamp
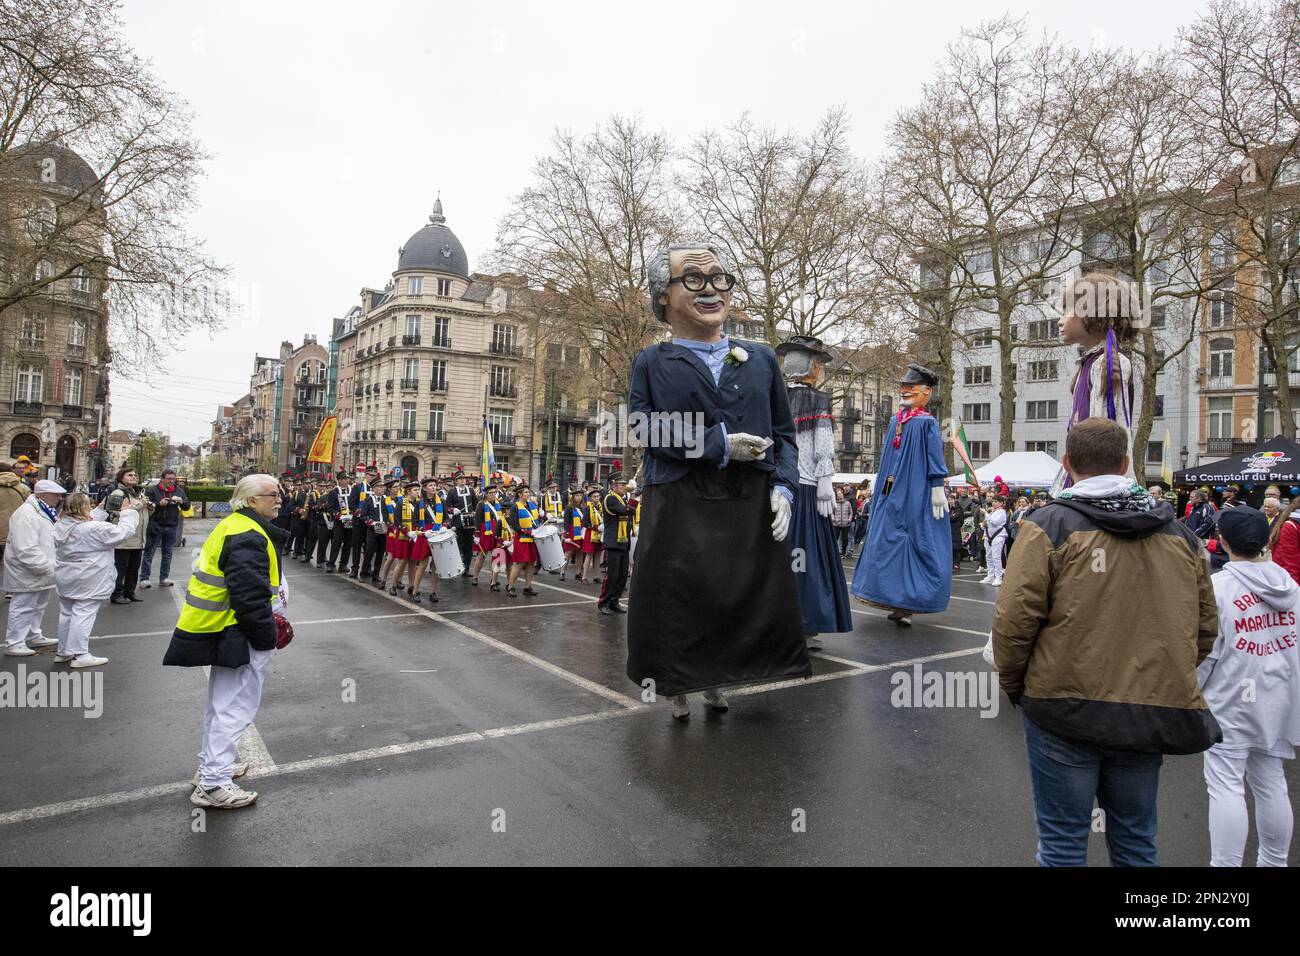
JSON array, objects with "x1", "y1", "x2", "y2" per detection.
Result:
[{"x1": 1180, "y1": 445, "x2": 1189, "y2": 470}]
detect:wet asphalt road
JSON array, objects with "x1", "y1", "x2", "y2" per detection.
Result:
[{"x1": 1, "y1": 534, "x2": 1294, "y2": 866}]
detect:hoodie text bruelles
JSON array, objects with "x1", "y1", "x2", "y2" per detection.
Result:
[{"x1": 1201, "y1": 560, "x2": 1300, "y2": 755}]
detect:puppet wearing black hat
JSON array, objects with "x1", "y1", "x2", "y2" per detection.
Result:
[
  {"x1": 777, "y1": 335, "x2": 853, "y2": 644},
  {"x1": 849, "y1": 362, "x2": 952, "y2": 624}
]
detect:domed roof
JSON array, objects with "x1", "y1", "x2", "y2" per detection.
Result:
[
  {"x1": 396, "y1": 198, "x2": 469, "y2": 277},
  {"x1": 2, "y1": 142, "x2": 101, "y2": 195}
]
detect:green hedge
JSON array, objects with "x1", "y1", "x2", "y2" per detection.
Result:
[{"x1": 184, "y1": 485, "x2": 236, "y2": 503}]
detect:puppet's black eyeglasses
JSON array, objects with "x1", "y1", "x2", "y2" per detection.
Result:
[{"x1": 669, "y1": 271, "x2": 736, "y2": 293}]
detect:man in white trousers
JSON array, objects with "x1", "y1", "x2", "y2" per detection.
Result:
[
  {"x1": 163, "y1": 474, "x2": 289, "y2": 810},
  {"x1": 4, "y1": 480, "x2": 68, "y2": 656},
  {"x1": 981, "y1": 494, "x2": 1009, "y2": 586}
]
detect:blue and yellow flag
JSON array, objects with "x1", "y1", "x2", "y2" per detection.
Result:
[{"x1": 480, "y1": 418, "x2": 496, "y2": 492}]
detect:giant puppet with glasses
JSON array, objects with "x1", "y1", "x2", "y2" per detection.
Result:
[{"x1": 624, "y1": 243, "x2": 810, "y2": 722}]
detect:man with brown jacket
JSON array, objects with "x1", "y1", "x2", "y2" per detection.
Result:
[
  {"x1": 0, "y1": 461, "x2": 32, "y2": 562},
  {"x1": 993, "y1": 418, "x2": 1220, "y2": 866}
]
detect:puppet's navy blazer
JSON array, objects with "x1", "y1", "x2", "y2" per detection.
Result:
[{"x1": 628, "y1": 340, "x2": 799, "y2": 491}]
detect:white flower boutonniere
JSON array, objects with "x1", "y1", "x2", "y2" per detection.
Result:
[{"x1": 724, "y1": 346, "x2": 749, "y2": 367}]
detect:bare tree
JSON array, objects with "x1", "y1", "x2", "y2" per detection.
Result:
[
  {"x1": 0, "y1": 0, "x2": 227, "y2": 370},
  {"x1": 891, "y1": 16, "x2": 1091, "y2": 454},
  {"x1": 1075, "y1": 50, "x2": 1219, "y2": 482},
  {"x1": 680, "y1": 108, "x2": 876, "y2": 348},
  {"x1": 493, "y1": 115, "x2": 679, "y2": 405},
  {"x1": 1180, "y1": 0, "x2": 1300, "y2": 440}
]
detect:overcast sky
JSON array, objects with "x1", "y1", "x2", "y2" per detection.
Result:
[{"x1": 108, "y1": 0, "x2": 1195, "y2": 444}]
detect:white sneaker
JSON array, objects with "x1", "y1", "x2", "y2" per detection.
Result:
[
  {"x1": 703, "y1": 689, "x2": 730, "y2": 713},
  {"x1": 189, "y1": 782, "x2": 258, "y2": 809},
  {"x1": 991, "y1": 578, "x2": 1003, "y2": 587},
  {"x1": 160, "y1": 579, "x2": 174, "y2": 587},
  {"x1": 192, "y1": 762, "x2": 249, "y2": 787},
  {"x1": 4, "y1": 645, "x2": 36, "y2": 657},
  {"x1": 27, "y1": 636, "x2": 57, "y2": 648},
  {"x1": 671, "y1": 695, "x2": 690, "y2": 720},
  {"x1": 70, "y1": 653, "x2": 108, "y2": 668},
  {"x1": 140, "y1": 580, "x2": 152, "y2": 589},
  {"x1": 979, "y1": 575, "x2": 993, "y2": 584}
]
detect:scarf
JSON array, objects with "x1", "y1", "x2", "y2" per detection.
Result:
[
  {"x1": 893, "y1": 407, "x2": 928, "y2": 448},
  {"x1": 1056, "y1": 474, "x2": 1152, "y2": 513},
  {"x1": 35, "y1": 498, "x2": 58, "y2": 524}
]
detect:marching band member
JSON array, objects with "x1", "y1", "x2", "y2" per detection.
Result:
[
  {"x1": 273, "y1": 474, "x2": 295, "y2": 534},
  {"x1": 381, "y1": 479, "x2": 413, "y2": 595},
  {"x1": 505, "y1": 486, "x2": 541, "y2": 598},
  {"x1": 449, "y1": 475, "x2": 478, "y2": 576},
  {"x1": 578, "y1": 490, "x2": 603, "y2": 585},
  {"x1": 310, "y1": 475, "x2": 332, "y2": 568},
  {"x1": 562, "y1": 491, "x2": 587, "y2": 582},
  {"x1": 597, "y1": 473, "x2": 631, "y2": 615},
  {"x1": 371, "y1": 477, "x2": 399, "y2": 589},
  {"x1": 406, "y1": 478, "x2": 444, "y2": 604},
  {"x1": 347, "y1": 465, "x2": 379, "y2": 579},
  {"x1": 323, "y1": 470, "x2": 354, "y2": 573},
  {"x1": 289, "y1": 478, "x2": 312, "y2": 559},
  {"x1": 470, "y1": 485, "x2": 507, "y2": 591}
]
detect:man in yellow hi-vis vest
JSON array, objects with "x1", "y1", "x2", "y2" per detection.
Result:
[{"x1": 163, "y1": 474, "x2": 288, "y2": 810}]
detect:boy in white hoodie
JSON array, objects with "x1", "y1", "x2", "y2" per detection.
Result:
[{"x1": 1202, "y1": 506, "x2": 1300, "y2": 866}]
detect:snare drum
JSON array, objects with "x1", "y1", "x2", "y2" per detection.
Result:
[
  {"x1": 533, "y1": 523, "x2": 565, "y2": 572},
  {"x1": 428, "y1": 528, "x2": 464, "y2": 579}
]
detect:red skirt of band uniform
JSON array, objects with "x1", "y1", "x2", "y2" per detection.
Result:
[
  {"x1": 386, "y1": 535, "x2": 411, "y2": 560},
  {"x1": 581, "y1": 537, "x2": 602, "y2": 555},
  {"x1": 409, "y1": 533, "x2": 432, "y2": 562},
  {"x1": 510, "y1": 539, "x2": 539, "y2": 563},
  {"x1": 474, "y1": 532, "x2": 497, "y2": 555}
]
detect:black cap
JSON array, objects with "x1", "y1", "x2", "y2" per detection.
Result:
[
  {"x1": 336, "y1": 470, "x2": 349, "y2": 479},
  {"x1": 775, "y1": 335, "x2": 833, "y2": 361},
  {"x1": 607, "y1": 471, "x2": 625, "y2": 484},
  {"x1": 1218, "y1": 506, "x2": 1270, "y2": 554},
  {"x1": 900, "y1": 363, "x2": 939, "y2": 387}
]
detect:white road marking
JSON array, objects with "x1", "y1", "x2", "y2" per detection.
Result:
[
  {"x1": 949, "y1": 595, "x2": 997, "y2": 606},
  {"x1": 398, "y1": 669, "x2": 439, "y2": 673},
  {"x1": 88, "y1": 611, "x2": 423, "y2": 644},
  {"x1": 531, "y1": 580, "x2": 599, "y2": 602},
  {"x1": 340, "y1": 574, "x2": 641, "y2": 708},
  {"x1": 435, "y1": 600, "x2": 592, "y2": 615}
]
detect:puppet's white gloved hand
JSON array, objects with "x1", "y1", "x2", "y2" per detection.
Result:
[
  {"x1": 931, "y1": 485, "x2": 949, "y2": 521},
  {"x1": 727, "y1": 432, "x2": 771, "y2": 463},
  {"x1": 816, "y1": 475, "x2": 834, "y2": 517},
  {"x1": 771, "y1": 489, "x2": 791, "y2": 542}
]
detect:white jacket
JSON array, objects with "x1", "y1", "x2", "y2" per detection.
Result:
[
  {"x1": 53, "y1": 508, "x2": 140, "y2": 601},
  {"x1": 1200, "y1": 560, "x2": 1300, "y2": 756},
  {"x1": 3, "y1": 493, "x2": 60, "y2": 592}
]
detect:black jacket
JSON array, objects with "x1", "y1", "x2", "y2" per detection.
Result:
[
  {"x1": 1185, "y1": 501, "x2": 1218, "y2": 540},
  {"x1": 162, "y1": 509, "x2": 286, "y2": 668},
  {"x1": 449, "y1": 485, "x2": 478, "y2": 529},
  {"x1": 601, "y1": 490, "x2": 632, "y2": 550},
  {"x1": 146, "y1": 482, "x2": 190, "y2": 527}
]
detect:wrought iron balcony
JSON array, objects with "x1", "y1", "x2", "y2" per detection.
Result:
[
  {"x1": 842, "y1": 407, "x2": 862, "y2": 421},
  {"x1": 1205, "y1": 438, "x2": 1254, "y2": 456},
  {"x1": 494, "y1": 435, "x2": 517, "y2": 446},
  {"x1": 398, "y1": 429, "x2": 417, "y2": 440},
  {"x1": 490, "y1": 384, "x2": 518, "y2": 398},
  {"x1": 402, "y1": 334, "x2": 421, "y2": 346},
  {"x1": 840, "y1": 440, "x2": 863, "y2": 452},
  {"x1": 354, "y1": 387, "x2": 364, "y2": 397},
  {"x1": 429, "y1": 381, "x2": 448, "y2": 393},
  {"x1": 13, "y1": 400, "x2": 42, "y2": 416},
  {"x1": 490, "y1": 342, "x2": 523, "y2": 357},
  {"x1": 428, "y1": 430, "x2": 446, "y2": 442},
  {"x1": 400, "y1": 378, "x2": 419, "y2": 390},
  {"x1": 430, "y1": 336, "x2": 451, "y2": 350},
  {"x1": 62, "y1": 405, "x2": 83, "y2": 419},
  {"x1": 388, "y1": 336, "x2": 396, "y2": 347}
]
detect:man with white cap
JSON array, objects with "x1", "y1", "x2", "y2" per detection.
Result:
[{"x1": 3, "y1": 479, "x2": 67, "y2": 656}]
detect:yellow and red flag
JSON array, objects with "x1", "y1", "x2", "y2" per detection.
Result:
[{"x1": 307, "y1": 415, "x2": 338, "y2": 465}]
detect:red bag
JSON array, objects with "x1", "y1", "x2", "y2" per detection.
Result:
[{"x1": 274, "y1": 612, "x2": 295, "y2": 649}]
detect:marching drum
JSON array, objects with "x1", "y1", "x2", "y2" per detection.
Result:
[
  {"x1": 533, "y1": 523, "x2": 565, "y2": 572},
  {"x1": 427, "y1": 528, "x2": 464, "y2": 579}
]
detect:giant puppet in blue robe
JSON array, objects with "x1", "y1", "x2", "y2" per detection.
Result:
[{"x1": 851, "y1": 364, "x2": 952, "y2": 620}]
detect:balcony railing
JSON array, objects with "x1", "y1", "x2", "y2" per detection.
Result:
[
  {"x1": 429, "y1": 381, "x2": 448, "y2": 393},
  {"x1": 430, "y1": 336, "x2": 451, "y2": 350},
  {"x1": 490, "y1": 385, "x2": 518, "y2": 398},
  {"x1": 398, "y1": 429, "x2": 417, "y2": 440},
  {"x1": 402, "y1": 334, "x2": 421, "y2": 346},
  {"x1": 839, "y1": 440, "x2": 863, "y2": 452},
  {"x1": 1206, "y1": 375, "x2": 1236, "y2": 390},
  {"x1": 385, "y1": 379, "x2": 394, "y2": 391},
  {"x1": 382, "y1": 430, "x2": 391, "y2": 440},
  {"x1": 842, "y1": 407, "x2": 862, "y2": 421},
  {"x1": 494, "y1": 435, "x2": 517, "y2": 446},
  {"x1": 12, "y1": 400, "x2": 41, "y2": 416},
  {"x1": 62, "y1": 405, "x2": 83, "y2": 419},
  {"x1": 1262, "y1": 370, "x2": 1300, "y2": 387},
  {"x1": 490, "y1": 342, "x2": 523, "y2": 357},
  {"x1": 388, "y1": 336, "x2": 396, "y2": 347},
  {"x1": 400, "y1": 378, "x2": 419, "y2": 390},
  {"x1": 1206, "y1": 438, "x2": 1254, "y2": 456},
  {"x1": 428, "y1": 431, "x2": 446, "y2": 442},
  {"x1": 354, "y1": 387, "x2": 364, "y2": 397},
  {"x1": 18, "y1": 338, "x2": 46, "y2": 353}
]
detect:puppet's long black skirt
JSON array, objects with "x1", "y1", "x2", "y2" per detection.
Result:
[{"x1": 626, "y1": 465, "x2": 811, "y2": 697}]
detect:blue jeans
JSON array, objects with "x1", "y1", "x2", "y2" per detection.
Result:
[
  {"x1": 140, "y1": 523, "x2": 177, "y2": 582},
  {"x1": 1022, "y1": 715, "x2": 1162, "y2": 867}
]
